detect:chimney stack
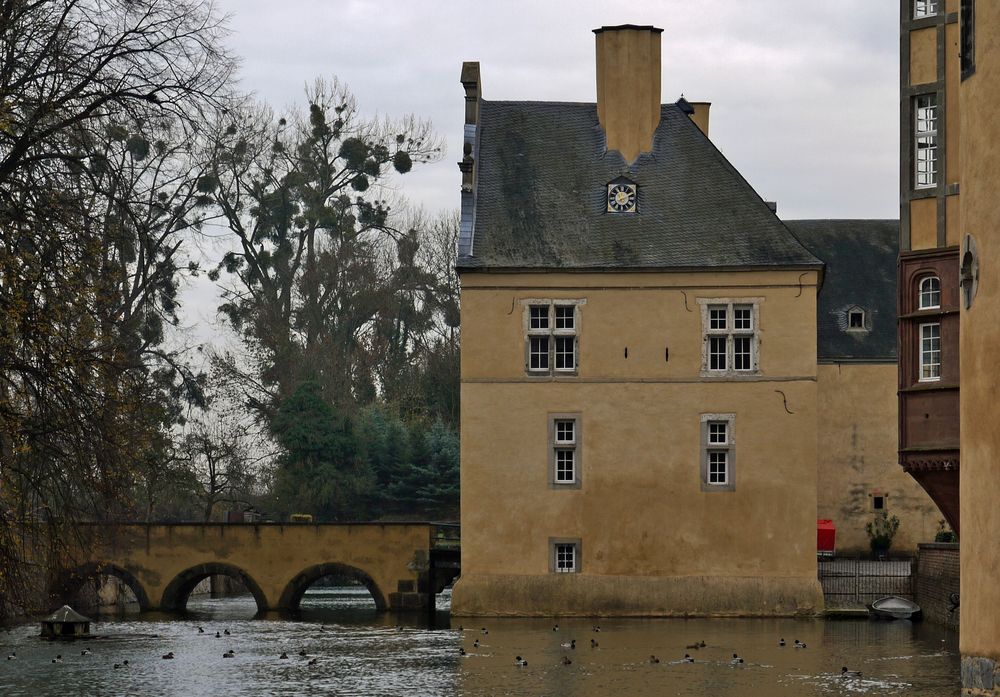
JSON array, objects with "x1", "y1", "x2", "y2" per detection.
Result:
[{"x1": 594, "y1": 25, "x2": 663, "y2": 163}]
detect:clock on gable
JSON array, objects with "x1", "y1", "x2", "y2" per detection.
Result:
[{"x1": 607, "y1": 181, "x2": 637, "y2": 213}]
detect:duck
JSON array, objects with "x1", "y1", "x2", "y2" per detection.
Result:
[
  {"x1": 481, "y1": 627, "x2": 489, "y2": 635},
  {"x1": 841, "y1": 666, "x2": 863, "y2": 678},
  {"x1": 279, "y1": 652, "x2": 289, "y2": 659},
  {"x1": 515, "y1": 655, "x2": 528, "y2": 667},
  {"x1": 590, "y1": 639, "x2": 599, "y2": 649},
  {"x1": 794, "y1": 639, "x2": 807, "y2": 649},
  {"x1": 552, "y1": 624, "x2": 559, "y2": 631},
  {"x1": 473, "y1": 639, "x2": 480, "y2": 648},
  {"x1": 81, "y1": 648, "x2": 92, "y2": 656},
  {"x1": 730, "y1": 653, "x2": 744, "y2": 665},
  {"x1": 215, "y1": 632, "x2": 221, "y2": 638},
  {"x1": 592, "y1": 625, "x2": 602, "y2": 633},
  {"x1": 223, "y1": 629, "x2": 231, "y2": 636},
  {"x1": 198, "y1": 627, "x2": 205, "y2": 634},
  {"x1": 778, "y1": 638, "x2": 786, "y2": 647},
  {"x1": 307, "y1": 658, "x2": 318, "y2": 666},
  {"x1": 560, "y1": 639, "x2": 576, "y2": 649},
  {"x1": 561, "y1": 656, "x2": 572, "y2": 665},
  {"x1": 113, "y1": 663, "x2": 122, "y2": 669},
  {"x1": 298, "y1": 650, "x2": 308, "y2": 657},
  {"x1": 685, "y1": 642, "x2": 701, "y2": 650},
  {"x1": 682, "y1": 654, "x2": 695, "y2": 663},
  {"x1": 458, "y1": 625, "x2": 464, "y2": 631},
  {"x1": 162, "y1": 652, "x2": 175, "y2": 660},
  {"x1": 51, "y1": 655, "x2": 63, "y2": 663},
  {"x1": 6, "y1": 651, "x2": 15, "y2": 660},
  {"x1": 649, "y1": 655, "x2": 660, "y2": 664},
  {"x1": 222, "y1": 650, "x2": 235, "y2": 658},
  {"x1": 459, "y1": 648, "x2": 467, "y2": 656},
  {"x1": 123, "y1": 660, "x2": 129, "y2": 666}
]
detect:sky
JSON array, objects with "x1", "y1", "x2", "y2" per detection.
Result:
[
  {"x1": 215, "y1": 0, "x2": 899, "y2": 220},
  {"x1": 182, "y1": 0, "x2": 900, "y2": 343}
]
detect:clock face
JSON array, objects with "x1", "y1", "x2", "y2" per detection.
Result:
[{"x1": 607, "y1": 183, "x2": 637, "y2": 213}]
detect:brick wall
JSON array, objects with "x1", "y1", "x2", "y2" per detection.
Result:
[{"x1": 916, "y1": 542, "x2": 960, "y2": 629}]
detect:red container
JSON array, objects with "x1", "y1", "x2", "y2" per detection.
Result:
[{"x1": 817, "y1": 519, "x2": 836, "y2": 557}]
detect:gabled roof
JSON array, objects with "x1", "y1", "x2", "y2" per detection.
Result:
[
  {"x1": 42, "y1": 605, "x2": 92, "y2": 624},
  {"x1": 787, "y1": 220, "x2": 898, "y2": 362},
  {"x1": 458, "y1": 101, "x2": 822, "y2": 271}
]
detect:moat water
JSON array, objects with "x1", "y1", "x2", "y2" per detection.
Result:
[{"x1": 0, "y1": 588, "x2": 960, "y2": 696}]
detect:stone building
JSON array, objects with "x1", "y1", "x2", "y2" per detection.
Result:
[
  {"x1": 451, "y1": 24, "x2": 936, "y2": 617},
  {"x1": 898, "y1": 0, "x2": 962, "y2": 534},
  {"x1": 791, "y1": 220, "x2": 939, "y2": 553}
]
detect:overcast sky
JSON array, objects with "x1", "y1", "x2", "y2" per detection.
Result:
[
  {"x1": 215, "y1": 0, "x2": 899, "y2": 221},
  {"x1": 181, "y1": 0, "x2": 899, "y2": 346}
]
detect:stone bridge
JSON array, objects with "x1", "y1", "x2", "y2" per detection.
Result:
[{"x1": 56, "y1": 523, "x2": 460, "y2": 614}]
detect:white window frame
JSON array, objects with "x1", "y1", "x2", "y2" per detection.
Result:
[
  {"x1": 915, "y1": 94, "x2": 938, "y2": 189},
  {"x1": 550, "y1": 539, "x2": 581, "y2": 573},
  {"x1": 846, "y1": 306, "x2": 867, "y2": 332},
  {"x1": 523, "y1": 299, "x2": 585, "y2": 375},
  {"x1": 549, "y1": 414, "x2": 581, "y2": 487},
  {"x1": 701, "y1": 413, "x2": 736, "y2": 492},
  {"x1": 919, "y1": 322, "x2": 941, "y2": 382},
  {"x1": 918, "y1": 276, "x2": 941, "y2": 310},
  {"x1": 698, "y1": 299, "x2": 762, "y2": 377},
  {"x1": 913, "y1": 0, "x2": 939, "y2": 19}
]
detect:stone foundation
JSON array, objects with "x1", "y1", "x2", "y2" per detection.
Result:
[
  {"x1": 451, "y1": 573, "x2": 825, "y2": 617},
  {"x1": 963, "y1": 656, "x2": 1000, "y2": 695}
]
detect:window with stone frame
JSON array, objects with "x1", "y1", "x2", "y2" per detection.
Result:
[
  {"x1": 550, "y1": 539, "x2": 580, "y2": 573},
  {"x1": 914, "y1": 0, "x2": 939, "y2": 18},
  {"x1": 699, "y1": 299, "x2": 761, "y2": 377},
  {"x1": 525, "y1": 301, "x2": 581, "y2": 375},
  {"x1": 915, "y1": 94, "x2": 938, "y2": 189},
  {"x1": 700, "y1": 413, "x2": 736, "y2": 492},
  {"x1": 549, "y1": 415, "x2": 580, "y2": 486}
]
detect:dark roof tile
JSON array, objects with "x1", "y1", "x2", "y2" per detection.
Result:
[{"x1": 459, "y1": 100, "x2": 822, "y2": 271}]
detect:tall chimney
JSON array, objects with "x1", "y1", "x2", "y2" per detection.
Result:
[{"x1": 594, "y1": 25, "x2": 663, "y2": 163}]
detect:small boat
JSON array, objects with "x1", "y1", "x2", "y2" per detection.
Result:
[{"x1": 868, "y1": 596, "x2": 922, "y2": 621}]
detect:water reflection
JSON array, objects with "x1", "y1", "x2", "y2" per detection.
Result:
[{"x1": 0, "y1": 589, "x2": 959, "y2": 697}]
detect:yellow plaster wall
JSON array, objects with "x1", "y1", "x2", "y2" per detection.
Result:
[
  {"x1": 909, "y1": 27, "x2": 938, "y2": 87},
  {"x1": 946, "y1": 194, "x2": 961, "y2": 248},
  {"x1": 455, "y1": 270, "x2": 823, "y2": 616},
  {"x1": 689, "y1": 102, "x2": 711, "y2": 137},
  {"x1": 595, "y1": 28, "x2": 661, "y2": 163},
  {"x1": 816, "y1": 364, "x2": 939, "y2": 553},
  {"x1": 910, "y1": 197, "x2": 939, "y2": 250},
  {"x1": 946, "y1": 21, "x2": 961, "y2": 185},
  {"x1": 79, "y1": 524, "x2": 433, "y2": 611},
  {"x1": 959, "y1": 0, "x2": 1000, "y2": 666}
]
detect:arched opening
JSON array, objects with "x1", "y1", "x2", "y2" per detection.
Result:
[
  {"x1": 278, "y1": 563, "x2": 387, "y2": 612},
  {"x1": 160, "y1": 563, "x2": 268, "y2": 615},
  {"x1": 58, "y1": 563, "x2": 151, "y2": 612}
]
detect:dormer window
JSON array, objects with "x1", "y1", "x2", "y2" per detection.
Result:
[
  {"x1": 607, "y1": 180, "x2": 637, "y2": 213},
  {"x1": 848, "y1": 309, "x2": 865, "y2": 329},
  {"x1": 919, "y1": 276, "x2": 941, "y2": 309}
]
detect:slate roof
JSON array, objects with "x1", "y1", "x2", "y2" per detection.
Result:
[
  {"x1": 458, "y1": 100, "x2": 822, "y2": 271},
  {"x1": 787, "y1": 220, "x2": 898, "y2": 362}
]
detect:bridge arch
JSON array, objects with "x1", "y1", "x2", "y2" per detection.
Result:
[
  {"x1": 279, "y1": 562, "x2": 387, "y2": 611},
  {"x1": 160, "y1": 563, "x2": 268, "y2": 613},
  {"x1": 58, "y1": 562, "x2": 152, "y2": 611}
]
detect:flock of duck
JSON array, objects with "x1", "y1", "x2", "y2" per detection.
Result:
[
  {"x1": 4, "y1": 626, "x2": 325, "y2": 669},
  {"x1": 456, "y1": 625, "x2": 864, "y2": 679},
  {"x1": 6, "y1": 623, "x2": 864, "y2": 681}
]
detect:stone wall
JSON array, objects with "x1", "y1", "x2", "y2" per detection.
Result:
[{"x1": 916, "y1": 542, "x2": 960, "y2": 630}]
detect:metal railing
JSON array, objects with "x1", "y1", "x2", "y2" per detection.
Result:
[{"x1": 818, "y1": 557, "x2": 915, "y2": 607}]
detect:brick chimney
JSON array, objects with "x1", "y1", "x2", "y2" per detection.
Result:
[{"x1": 594, "y1": 25, "x2": 663, "y2": 163}]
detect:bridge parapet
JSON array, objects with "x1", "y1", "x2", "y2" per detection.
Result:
[{"x1": 57, "y1": 522, "x2": 460, "y2": 614}]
